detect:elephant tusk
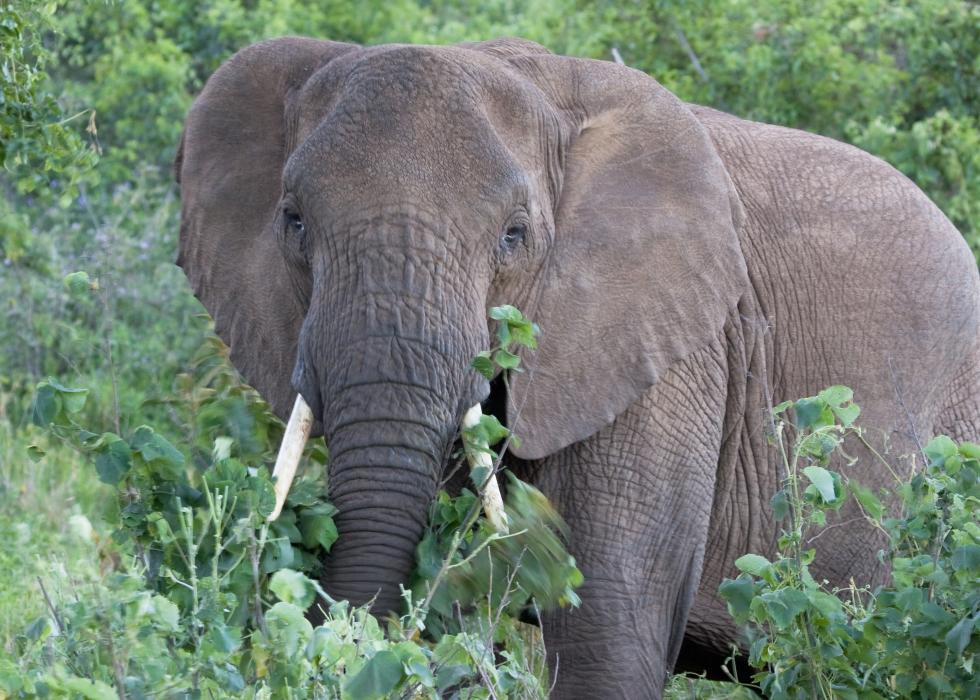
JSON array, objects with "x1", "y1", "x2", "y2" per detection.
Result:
[
  {"x1": 462, "y1": 404, "x2": 509, "y2": 533},
  {"x1": 268, "y1": 393, "x2": 315, "y2": 521}
]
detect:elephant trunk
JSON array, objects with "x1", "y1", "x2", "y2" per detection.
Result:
[
  {"x1": 286, "y1": 220, "x2": 489, "y2": 615},
  {"x1": 319, "y1": 373, "x2": 456, "y2": 614}
]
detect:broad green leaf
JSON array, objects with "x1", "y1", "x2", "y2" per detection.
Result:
[
  {"x1": 31, "y1": 383, "x2": 58, "y2": 426},
  {"x1": 269, "y1": 569, "x2": 316, "y2": 611},
  {"x1": 146, "y1": 512, "x2": 175, "y2": 544},
  {"x1": 261, "y1": 537, "x2": 295, "y2": 573},
  {"x1": 806, "y1": 589, "x2": 843, "y2": 618},
  {"x1": 718, "y1": 576, "x2": 756, "y2": 621},
  {"x1": 49, "y1": 380, "x2": 87, "y2": 414},
  {"x1": 945, "y1": 614, "x2": 974, "y2": 657},
  {"x1": 509, "y1": 321, "x2": 539, "y2": 349},
  {"x1": 493, "y1": 348, "x2": 521, "y2": 369},
  {"x1": 770, "y1": 489, "x2": 790, "y2": 521},
  {"x1": 759, "y1": 588, "x2": 809, "y2": 629},
  {"x1": 831, "y1": 401, "x2": 860, "y2": 426},
  {"x1": 299, "y1": 505, "x2": 339, "y2": 552},
  {"x1": 93, "y1": 433, "x2": 132, "y2": 484},
  {"x1": 488, "y1": 305, "x2": 524, "y2": 323},
  {"x1": 803, "y1": 466, "x2": 837, "y2": 503},
  {"x1": 924, "y1": 435, "x2": 958, "y2": 468},
  {"x1": 958, "y1": 441, "x2": 980, "y2": 460},
  {"x1": 265, "y1": 602, "x2": 313, "y2": 657},
  {"x1": 465, "y1": 414, "x2": 510, "y2": 447},
  {"x1": 850, "y1": 480, "x2": 884, "y2": 520},
  {"x1": 818, "y1": 385, "x2": 852, "y2": 406},
  {"x1": 54, "y1": 676, "x2": 116, "y2": 700},
  {"x1": 794, "y1": 397, "x2": 834, "y2": 430},
  {"x1": 344, "y1": 650, "x2": 405, "y2": 700},
  {"x1": 207, "y1": 624, "x2": 241, "y2": 655},
  {"x1": 952, "y1": 544, "x2": 980, "y2": 572},
  {"x1": 735, "y1": 553, "x2": 772, "y2": 577},
  {"x1": 470, "y1": 351, "x2": 494, "y2": 380},
  {"x1": 131, "y1": 425, "x2": 185, "y2": 475},
  {"x1": 24, "y1": 616, "x2": 51, "y2": 642},
  {"x1": 150, "y1": 595, "x2": 180, "y2": 632}
]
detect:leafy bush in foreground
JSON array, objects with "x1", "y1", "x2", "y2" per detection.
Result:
[
  {"x1": 720, "y1": 387, "x2": 979, "y2": 699},
  {"x1": 7, "y1": 308, "x2": 579, "y2": 699}
]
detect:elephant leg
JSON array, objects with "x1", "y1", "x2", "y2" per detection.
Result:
[{"x1": 518, "y1": 338, "x2": 728, "y2": 699}]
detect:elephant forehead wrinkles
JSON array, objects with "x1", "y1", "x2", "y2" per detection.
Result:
[{"x1": 283, "y1": 47, "x2": 552, "y2": 219}]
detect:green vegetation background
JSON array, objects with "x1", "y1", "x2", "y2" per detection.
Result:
[{"x1": 1, "y1": 0, "x2": 977, "y2": 694}]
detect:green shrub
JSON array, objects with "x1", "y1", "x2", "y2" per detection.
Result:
[
  {"x1": 8, "y1": 308, "x2": 580, "y2": 698},
  {"x1": 720, "y1": 387, "x2": 979, "y2": 699}
]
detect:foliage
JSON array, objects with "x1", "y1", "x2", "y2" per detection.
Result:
[
  {"x1": 1, "y1": 2, "x2": 977, "y2": 698},
  {"x1": 719, "y1": 387, "x2": 980, "y2": 699},
  {"x1": 0, "y1": 0, "x2": 97, "y2": 198},
  {"x1": 6, "y1": 308, "x2": 579, "y2": 698}
]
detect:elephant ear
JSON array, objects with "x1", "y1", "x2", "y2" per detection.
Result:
[
  {"x1": 176, "y1": 38, "x2": 356, "y2": 421},
  {"x1": 504, "y1": 55, "x2": 748, "y2": 460}
]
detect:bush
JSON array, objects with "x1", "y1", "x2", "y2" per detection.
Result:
[
  {"x1": 7, "y1": 309, "x2": 581, "y2": 698},
  {"x1": 720, "y1": 387, "x2": 979, "y2": 699}
]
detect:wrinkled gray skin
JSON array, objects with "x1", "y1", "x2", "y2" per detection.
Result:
[{"x1": 176, "y1": 37, "x2": 980, "y2": 698}]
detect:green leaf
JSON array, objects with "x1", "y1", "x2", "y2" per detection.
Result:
[
  {"x1": 48, "y1": 380, "x2": 88, "y2": 414},
  {"x1": 146, "y1": 512, "x2": 175, "y2": 544},
  {"x1": 719, "y1": 576, "x2": 756, "y2": 621},
  {"x1": 735, "y1": 553, "x2": 772, "y2": 577},
  {"x1": 63, "y1": 270, "x2": 91, "y2": 295},
  {"x1": 299, "y1": 505, "x2": 339, "y2": 552},
  {"x1": 772, "y1": 400, "x2": 793, "y2": 415},
  {"x1": 269, "y1": 569, "x2": 316, "y2": 611},
  {"x1": 509, "y1": 321, "x2": 539, "y2": 349},
  {"x1": 93, "y1": 433, "x2": 132, "y2": 485},
  {"x1": 759, "y1": 588, "x2": 809, "y2": 629},
  {"x1": 924, "y1": 435, "x2": 958, "y2": 468},
  {"x1": 470, "y1": 351, "x2": 495, "y2": 380},
  {"x1": 803, "y1": 466, "x2": 837, "y2": 503},
  {"x1": 31, "y1": 382, "x2": 58, "y2": 426},
  {"x1": 464, "y1": 414, "x2": 510, "y2": 449},
  {"x1": 795, "y1": 397, "x2": 834, "y2": 430},
  {"x1": 818, "y1": 385, "x2": 853, "y2": 405},
  {"x1": 131, "y1": 425, "x2": 185, "y2": 475},
  {"x1": 207, "y1": 624, "x2": 242, "y2": 655},
  {"x1": 850, "y1": 481, "x2": 884, "y2": 520},
  {"x1": 24, "y1": 616, "x2": 51, "y2": 642},
  {"x1": 150, "y1": 595, "x2": 180, "y2": 632},
  {"x1": 26, "y1": 445, "x2": 45, "y2": 462},
  {"x1": 344, "y1": 650, "x2": 405, "y2": 700},
  {"x1": 958, "y1": 441, "x2": 980, "y2": 460},
  {"x1": 488, "y1": 305, "x2": 524, "y2": 323},
  {"x1": 53, "y1": 676, "x2": 116, "y2": 700},
  {"x1": 265, "y1": 602, "x2": 313, "y2": 657},
  {"x1": 945, "y1": 614, "x2": 974, "y2": 657},
  {"x1": 493, "y1": 348, "x2": 521, "y2": 369},
  {"x1": 952, "y1": 544, "x2": 980, "y2": 572},
  {"x1": 261, "y1": 537, "x2": 294, "y2": 573},
  {"x1": 770, "y1": 489, "x2": 790, "y2": 521}
]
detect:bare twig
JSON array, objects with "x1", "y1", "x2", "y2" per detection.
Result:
[
  {"x1": 674, "y1": 27, "x2": 710, "y2": 83},
  {"x1": 36, "y1": 577, "x2": 64, "y2": 635},
  {"x1": 610, "y1": 47, "x2": 625, "y2": 65}
]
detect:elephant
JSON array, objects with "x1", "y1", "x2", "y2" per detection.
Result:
[{"x1": 175, "y1": 36, "x2": 980, "y2": 698}]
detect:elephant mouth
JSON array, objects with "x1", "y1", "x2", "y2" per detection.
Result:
[{"x1": 267, "y1": 385, "x2": 510, "y2": 530}]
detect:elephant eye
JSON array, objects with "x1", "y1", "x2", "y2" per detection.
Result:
[
  {"x1": 501, "y1": 222, "x2": 527, "y2": 252},
  {"x1": 284, "y1": 210, "x2": 305, "y2": 237}
]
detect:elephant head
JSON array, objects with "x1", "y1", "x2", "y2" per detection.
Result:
[{"x1": 176, "y1": 37, "x2": 746, "y2": 615}]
